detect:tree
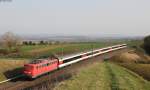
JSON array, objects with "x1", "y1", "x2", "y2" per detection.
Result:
[
  {"x1": 22, "y1": 41, "x2": 29, "y2": 45},
  {"x1": 28, "y1": 41, "x2": 33, "y2": 45},
  {"x1": 143, "y1": 35, "x2": 150, "y2": 55},
  {"x1": 0, "y1": 32, "x2": 21, "y2": 52},
  {"x1": 39, "y1": 40, "x2": 45, "y2": 45}
]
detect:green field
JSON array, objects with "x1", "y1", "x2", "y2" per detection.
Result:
[
  {"x1": 1, "y1": 42, "x2": 120, "y2": 59},
  {"x1": 54, "y1": 62, "x2": 150, "y2": 90},
  {"x1": 20, "y1": 40, "x2": 144, "y2": 59},
  {"x1": 0, "y1": 39, "x2": 142, "y2": 59}
]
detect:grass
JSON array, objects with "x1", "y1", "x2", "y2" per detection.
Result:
[
  {"x1": 106, "y1": 62, "x2": 150, "y2": 90},
  {"x1": 20, "y1": 45, "x2": 47, "y2": 52},
  {"x1": 1, "y1": 40, "x2": 142, "y2": 59},
  {"x1": 109, "y1": 49, "x2": 150, "y2": 81},
  {"x1": 54, "y1": 62, "x2": 112, "y2": 90},
  {"x1": 110, "y1": 51, "x2": 150, "y2": 64},
  {"x1": 5, "y1": 42, "x2": 118, "y2": 59},
  {"x1": 0, "y1": 59, "x2": 28, "y2": 81},
  {"x1": 119, "y1": 63, "x2": 150, "y2": 81},
  {"x1": 20, "y1": 43, "x2": 107, "y2": 52},
  {"x1": 126, "y1": 40, "x2": 143, "y2": 47},
  {"x1": 109, "y1": 52, "x2": 141, "y2": 63},
  {"x1": 20, "y1": 40, "x2": 144, "y2": 59},
  {"x1": 54, "y1": 62, "x2": 150, "y2": 90}
]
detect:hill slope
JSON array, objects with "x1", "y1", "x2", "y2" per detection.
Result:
[
  {"x1": 0, "y1": 59, "x2": 27, "y2": 81},
  {"x1": 54, "y1": 62, "x2": 150, "y2": 90}
]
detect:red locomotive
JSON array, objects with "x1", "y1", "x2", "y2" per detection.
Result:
[
  {"x1": 23, "y1": 44, "x2": 127, "y2": 78},
  {"x1": 23, "y1": 55, "x2": 59, "y2": 78}
]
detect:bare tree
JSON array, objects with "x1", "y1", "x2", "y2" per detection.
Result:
[{"x1": 0, "y1": 32, "x2": 21, "y2": 52}]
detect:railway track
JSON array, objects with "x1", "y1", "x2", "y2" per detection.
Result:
[{"x1": 0, "y1": 48, "x2": 129, "y2": 90}]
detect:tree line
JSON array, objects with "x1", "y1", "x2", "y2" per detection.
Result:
[
  {"x1": 0, "y1": 32, "x2": 62, "y2": 55},
  {"x1": 22, "y1": 40, "x2": 61, "y2": 45}
]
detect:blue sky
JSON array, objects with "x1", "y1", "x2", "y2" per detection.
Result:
[{"x1": 0, "y1": 0, "x2": 150, "y2": 36}]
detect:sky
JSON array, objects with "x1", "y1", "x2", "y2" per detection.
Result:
[{"x1": 0, "y1": 0, "x2": 150, "y2": 37}]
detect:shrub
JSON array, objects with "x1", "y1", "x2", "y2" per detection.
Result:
[
  {"x1": 0, "y1": 48, "x2": 8, "y2": 55},
  {"x1": 143, "y1": 35, "x2": 150, "y2": 55}
]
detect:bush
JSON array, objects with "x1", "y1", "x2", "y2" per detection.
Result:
[
  {"x1": 143, "y1": 35, "x2": 150, "y2": 55},
  {"x1": 22, "y1": 41, "x2": 29, "y2": 45},
  {"x1": 0, "y1": 48, "x2": 8, "y2": 55}
]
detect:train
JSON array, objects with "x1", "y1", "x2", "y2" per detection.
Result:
[{"x1": 23, "y1": 44, "x2": 127, "y2": 78}]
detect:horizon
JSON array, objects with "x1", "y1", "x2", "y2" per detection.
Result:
[{"x1": 0, "y1": 32, "x2": 145, "y2": 38}]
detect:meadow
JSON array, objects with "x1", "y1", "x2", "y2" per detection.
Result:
[
  {"x1": 0, "y1": 59, "x2": 28, "y2": 81},
  {"x1": 109, "y1": 50, "x2": 150, "y2": 81},
  {"x1": 1, "y1": 42, "x2": 120, "y2": 59},
  {"x1": 17, "y1": 40, "x2": 142, "y2": 59},
  {"x1": 54, "y1": 62, "x2": 150, "y2": 90}
]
